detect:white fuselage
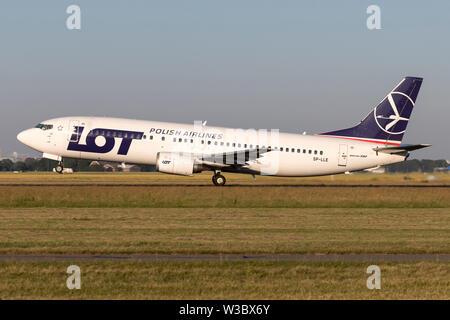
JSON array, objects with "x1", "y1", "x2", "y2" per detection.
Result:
[{"x1": 17, "y1": 116, "x2": 406, "y2": 176}]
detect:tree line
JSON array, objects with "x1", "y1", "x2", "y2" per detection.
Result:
[
  {"x1": 384, "y1": 159, "x2": 448, "y2": 173},
  {"x1": 0, "y1": 157, "x2": 447, "y2": 173},
  {"x1": 0, "y1": 158, "x2": 156, "y2": 172}
]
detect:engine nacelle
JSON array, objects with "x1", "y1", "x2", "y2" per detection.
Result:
[{"x1": 156, "y1": 152, "x2": 203, "y2": 176}]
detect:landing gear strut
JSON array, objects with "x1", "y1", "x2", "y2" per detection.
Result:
[
  {"x1": 55, "y1": 162, "x2": 64, "y2": 174},
  {"x1": 212, "y1": 172, "x2": 226, "y2": 186}
]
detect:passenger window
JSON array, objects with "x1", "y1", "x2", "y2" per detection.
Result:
[
  {"x1": 190, "y1": 139, "x2": 193, "y2": 143},
  {"x1": 320, "y1": 151, "x2": 323, "y2": 155},
  {"x1": 226, "y1": 142, "x2": 230, "y2": 147},
  {"x1": 232, "y1": 143, "x2": 236, "y2": 147},
  {"x1": 291, "y1": 148, "x2": 295, "y2": 152},
  {"x1": 280, "y1": 147, "x2": 283, "y2": 151},
  {"x1": 308, "y1": 150, "x2": 312, "y2": 154},
  {"x1": 286, "y1": 148, "x2": 289, "y2": 152},
  {"x1": 303, "y1": 149, "x2": 306, "y2": 153},
  {"x1": 150, "y1": 135, "x2": 153, "y2": 140},
  {"x1": 220, "y1": 142, "x2": 224, "y2": 146},
  {"x1": 297, "y1": 149, "x2": 300, "y2": 153},
  {"x1": 214, "y1": 141, "x2": 218, "y2": 145},
  {"x1": 143, "y1": 135, "x2": 146, "y2": 139},
  {"x1": 238, "y1": 143, "x2": 241, "y2": 148},
  {"x1": 161, "y1": 136, "x2": 165, "y2": 141},
  {"x1": 314, "y1": 150, "x2": 317, "y2": 155},
  {"x1": 208, "y1": 141, "x2": 211, "y2": 145}
]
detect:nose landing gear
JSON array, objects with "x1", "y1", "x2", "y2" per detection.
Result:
[
  {"x1": 55, "y1": 162, "x2": 64, "y2": 174},
  {"x1": 212, "y1": 172, "x2": 226, "y2": 186}
]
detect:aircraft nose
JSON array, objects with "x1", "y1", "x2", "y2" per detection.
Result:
[{"x1": 17, "y1": 129, "x2": 33, "y2": 146}]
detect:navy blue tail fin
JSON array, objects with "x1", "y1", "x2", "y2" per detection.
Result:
[{"x1": 320, "y1": 77, "x2": 423, "y2": 145}]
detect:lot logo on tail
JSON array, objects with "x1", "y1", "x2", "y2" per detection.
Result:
[
  {"x1": 68, "y1": 126, "x2": 143, "y2": 155},
  {"x1": 374, "y1": 91, "x2": 414, "y2": 135}
]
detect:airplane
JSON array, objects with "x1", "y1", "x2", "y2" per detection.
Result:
[{"x1": 17, "y1": 76, "x2": 430, "y2": 186}]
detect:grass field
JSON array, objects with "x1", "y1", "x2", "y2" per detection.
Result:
[
  {"x1": 1, "y1": 186, "x2": 449, "y2": 208},
  {"x1": 0, "y1": 208, "x2": 449, "y2": 254},
  {"x1": 0, "y1": 171, "x2": 449, "y2": 185},
  {"x1": 0, "y1": 172, "x2": 449, "y2": 299},
  {"x1": 1, "y1": 261, "x2": 448, "y2": 299}
]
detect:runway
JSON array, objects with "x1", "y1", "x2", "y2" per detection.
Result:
[
  {"x1": 0, "y1": 184, "x2": 449, "y2": 188},
  {"x1": 0, "y1": 254, "x2": 449, "y2": 262}
]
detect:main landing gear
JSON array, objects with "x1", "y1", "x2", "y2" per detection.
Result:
[
  {"x1": 55, "y1": 162, "x2": 64, "y2": 174},
  {"x1": 212, "y1": 172, "x2": 226, "y2": 186}
]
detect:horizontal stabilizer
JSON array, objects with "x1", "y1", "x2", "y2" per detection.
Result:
[{"x1": 373, "y1": 144, "x2": 431, "y2": 154}]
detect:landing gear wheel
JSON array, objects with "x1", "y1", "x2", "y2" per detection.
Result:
[
  {"x1": 212, "y1": 173, "x2": 226, "y2": 186},
  {"x1": 55, "y1": 164, "x2": 64, "y2": 174}
]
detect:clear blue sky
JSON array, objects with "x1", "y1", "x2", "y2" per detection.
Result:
[{"x1": 0, "y1": 0, "x2": 448, "y2": 159}]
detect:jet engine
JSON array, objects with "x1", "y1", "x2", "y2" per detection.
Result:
[{"x1": 156, "y1": 152, "x2": 203, "y2": 176}]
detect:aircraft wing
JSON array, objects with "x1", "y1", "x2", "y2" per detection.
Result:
[
  {"x1": 373, "y1": 144, "x2": 431, "y2": 154},
  {"x1": 197, "y1": 147, "x2": 272, "y2": 168}
]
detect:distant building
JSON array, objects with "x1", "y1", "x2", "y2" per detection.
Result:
[
  {"x1": 86, "y1": 161, "x2": 142, "y2": 172},
  {"x1": 52, "y1": 167, "x2": 73, "y2": 174},
  {"x1": 103, "y1": 164, "x2": 116, "y2": 172},
  {"x1": 121, "y1": 165, "x2": 141, "y2": 172},
  {"x1": 370, "y1": 167, "x2": 386, "y2": 174},
  {"x1": 434, "y1": 159, "x2": 449, "y2": 173},
  {"x1": 363, "y1": 166, "x2": 385, "y2": 174},
  {"x1": 89, "y1": 161, "x2": 101, "y2": 167}
]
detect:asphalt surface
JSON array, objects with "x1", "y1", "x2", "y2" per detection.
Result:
[
  {"x1": 0, "y1": 184, "x2": 449, "y2": 188},
  {"x1": 0, "y1": 254, "x2": 448, "y2": 262}
]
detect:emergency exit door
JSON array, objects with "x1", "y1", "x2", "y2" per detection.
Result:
[
  {"x1": 338, "y1": 144, "x2": 348, "y2": 166},
  {"x1": 68, "y1": 120, "x2": 81, "y2": 142}
]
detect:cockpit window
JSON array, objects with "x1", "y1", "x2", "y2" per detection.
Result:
[{"x1": 35, "y1": 123, "x2": 53, "y2": 130}]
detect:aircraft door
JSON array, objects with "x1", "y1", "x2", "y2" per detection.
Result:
[
  {"x1": 338, "y1": 144, "x2": 348, "y2": 166},
  {"x1": 68, "y1": 120, "x2": 81, "y2": 142}
]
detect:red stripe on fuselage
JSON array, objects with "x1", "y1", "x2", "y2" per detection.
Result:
[{"x1": 317, "y1": 135, "x2": 401, "y2": 146}]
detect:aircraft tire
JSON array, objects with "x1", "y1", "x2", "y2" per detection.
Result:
[
  {"x1": 55, "y1": 164, "x2": 64, "y2": 174},
  {"x1": 212, "y1": 173, "x2": 226, "y2": 186}
]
